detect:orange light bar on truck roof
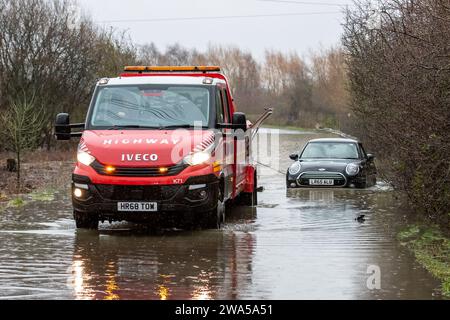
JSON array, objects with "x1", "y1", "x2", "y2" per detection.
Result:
[{"x1": 123, "y1": 66, "x2": 221, "y2": 72}]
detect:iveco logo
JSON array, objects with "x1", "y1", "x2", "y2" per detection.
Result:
[
  {"x1": 121, "y1": 153, "x2": 158, "y2": 161},
  {"x1": 318, "y1": 168, "x2": 326, "y2": 171}
]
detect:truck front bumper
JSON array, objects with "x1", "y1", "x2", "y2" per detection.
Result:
[{"x1": 72, "y1": 174, "x2": 219, "y2": 222}]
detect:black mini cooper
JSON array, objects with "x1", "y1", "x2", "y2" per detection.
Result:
[{"x1": 286, "y1": 138, "x2": 377, "y2": 188}]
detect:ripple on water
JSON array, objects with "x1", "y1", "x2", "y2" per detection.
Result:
[{"x1": 0, "y1": 131, "x2": 442, "y2": 299}]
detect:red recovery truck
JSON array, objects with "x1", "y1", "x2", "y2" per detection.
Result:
[{"x1": 55, "y1": 66, "x2": 272, "y2": 230}]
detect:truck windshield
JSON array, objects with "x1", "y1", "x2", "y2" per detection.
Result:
[
  {"x1": 301, "y1": 142, "x2": 359, "y2": 159},
  {"x1": 89, "y1": 85, "x2": 210, "y2": 128}
]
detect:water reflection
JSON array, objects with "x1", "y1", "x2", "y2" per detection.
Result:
[
  {"x1": 70, "y1": 260, "x2": 94, "y2": 300},
  {"x1": 307, "y1": 189, "x2": 336, "y2": 202},
  {"x1": 69, "y1": 229, "x2": 255, "y2": 300},
  {"x1": 0, "y1": 128, "x2": 442, "y2": 300},
  {"x1": 286, "y1": 188, "x2": 375, "y2": 211}
]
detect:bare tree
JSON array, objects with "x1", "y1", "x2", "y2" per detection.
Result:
[
  {"x1": 0, "y1": 93, "x2": 45, "y2": 189},
  {"x1": 0, "y1": 0, "x2": 140, "y2": 150},
  {"x1": 93, "y1": 29, "x2": 138, "y2": 78},
  {"x1": 0, "y1": 0, "x2": 95, "y2": 147},
  {"x1": 138, "y1": 42, "x2": 162, "y2": 65}
]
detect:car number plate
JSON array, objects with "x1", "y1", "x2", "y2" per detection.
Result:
[
  {"x1": 309, "y1": 179, "x2": 334, "y2": 186},
  {"x1": 117, "y1": 202, "x2": 157, "y2": 212}
]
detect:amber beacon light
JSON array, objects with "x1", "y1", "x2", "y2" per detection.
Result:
[{"x1": 123, "y1": 66, "x2": 221, "y2": 73}]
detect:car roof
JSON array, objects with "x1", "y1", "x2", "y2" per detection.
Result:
[
  {"x1": 101, "y1": 76, "x2": 226, "y2": 86},
  {"x1": 308, "y1": 138, "x2": 359, "y2": 143}
]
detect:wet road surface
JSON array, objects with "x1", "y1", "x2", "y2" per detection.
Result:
[{"x1": 0, "y1": 129, "x2": 442, "y2": 299}]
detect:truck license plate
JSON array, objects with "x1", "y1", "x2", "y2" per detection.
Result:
[
  {"x1": 117, "y1": 202, "x2": 157, "y2": 212},
  {"x1": 309, "y1": 179, "x2": 334, "y2": 186}
]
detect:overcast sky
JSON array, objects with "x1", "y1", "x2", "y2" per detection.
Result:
[{"x1": 77, "y1": 0, "x2": 354, "y2": 61}]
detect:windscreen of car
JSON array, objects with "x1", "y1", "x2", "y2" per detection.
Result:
[
  {"x1": 89, "y1": 85, "x2": 210, "y2": 128},
  {"x1": 300, "y1": 142, "x2": 359, "y2": 159}
]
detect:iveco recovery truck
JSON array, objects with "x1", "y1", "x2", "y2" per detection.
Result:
[{"x1": 55, "y1": 66, "x2": 272, "y2": 230}]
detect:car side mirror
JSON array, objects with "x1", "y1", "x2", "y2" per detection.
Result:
[
  {"x1": 232, "y1": 112, "x2": 247, "y2": 132},
  {"x1": 289, "y1": 153, "x2": 299, "y2": 161},
  {"x1": 367, "y1": 153, "x2": 375, "y2": 161},
  {"x1": 54, "y1": 113, "x2": 84, "y2": 140}
]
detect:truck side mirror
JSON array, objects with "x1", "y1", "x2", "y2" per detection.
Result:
[
  {"x1": 289, "y1": 153, "x2": 299, "y2": 161},
  {"x1": 232, "y1": 112, "x2": 247, "y2": 132},
  {"x1": 55, "y1": 113, "x2": 71, "y2": 140},
  {"x1": 367, "y1": 153, "x2": 375, "y2": 161},
  {"x1": 54, "y1": 113, "x2": 84, "y2": 140}
]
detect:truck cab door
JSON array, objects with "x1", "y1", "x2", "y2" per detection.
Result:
[
  {"x1": 216, "y1": 87, "x2": 233, "y2": 200},
  {"x1": 220, "y1": 87, "x2": 247, "y2": 197}
]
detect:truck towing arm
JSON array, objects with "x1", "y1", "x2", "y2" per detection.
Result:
[{"x1": 249, "y1": 107, "x2": 273, "y2": 140}]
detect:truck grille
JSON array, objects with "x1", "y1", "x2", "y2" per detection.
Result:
[
  {"x1": 95, "y1": 185, "x2": 181, "y2": 201},
  {"x1": 297, "y1": 172, "x2": 346, "y2": 186},
  {"x1": 92, "y1": 161, "x2": 187, "y2": 177}
]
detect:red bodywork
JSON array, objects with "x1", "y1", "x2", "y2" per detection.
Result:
[
  {"x1": 75, "y1": 129, "x2": 217, "y2": 185},
  {"x1": 75, "y1": 72, "x2": 255, "y2": 200}
]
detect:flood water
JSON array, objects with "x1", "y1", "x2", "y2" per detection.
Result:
[{"x1": 0, "y1": 129, "x2": 442, "y2": 299}]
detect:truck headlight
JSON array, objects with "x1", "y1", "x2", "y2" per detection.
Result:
[
  {"x1": 183, "y1": 151, "x2": 210, "y2": 166},
  {"x1": 77, "y1": 151, "x2": 96, "y2": 166},
  {"x1": 345, "y1": 163, "x2": 360, "y2": 176},
  {"x1": 289, "y1": 162, "x2": 302, "y2": 175}
]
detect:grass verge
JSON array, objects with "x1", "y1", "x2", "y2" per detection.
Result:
[
  {"x1": 0, "y1": 189, "x2": 56, "y2": 213},
  {"x1": 398, "y1": 224, "x2": 450, "y2": 297},
  {"x1": 7, "y1": 197, "x2": 26, "y2": 208},
  {"x1": 30, "y1": 189, "x2": 56, "y2": 202}
]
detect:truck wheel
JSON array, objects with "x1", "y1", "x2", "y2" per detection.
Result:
[
  {"x1": 202, "y1": 184, "x2": 225, "y2": 229},
  {"x1": 240, "y1": 173, "x2": 257, "y2": 206},
  {"x1": 73, "y1": 210, "x2": 99, "y2": 229}
]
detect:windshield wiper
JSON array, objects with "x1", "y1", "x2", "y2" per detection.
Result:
[
  {"x1": 106, "y1": 125, "x2": 161, "y2": 130},
  {"x1": 159, "y1": 124, "x2": 208, "y2": 129}
]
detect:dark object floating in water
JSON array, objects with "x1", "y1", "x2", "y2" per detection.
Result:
[{"x1": 355, "y1": 214, "x2": 366, "y2": 223}]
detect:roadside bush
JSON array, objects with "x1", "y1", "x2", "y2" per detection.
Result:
[{"x1": 343, "y1": 0, "x2": 450, "y2": 223}]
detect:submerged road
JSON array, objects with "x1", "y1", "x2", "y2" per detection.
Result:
[{"x1": 0, "y1": 129, "x2": 442, "y2": 299}]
